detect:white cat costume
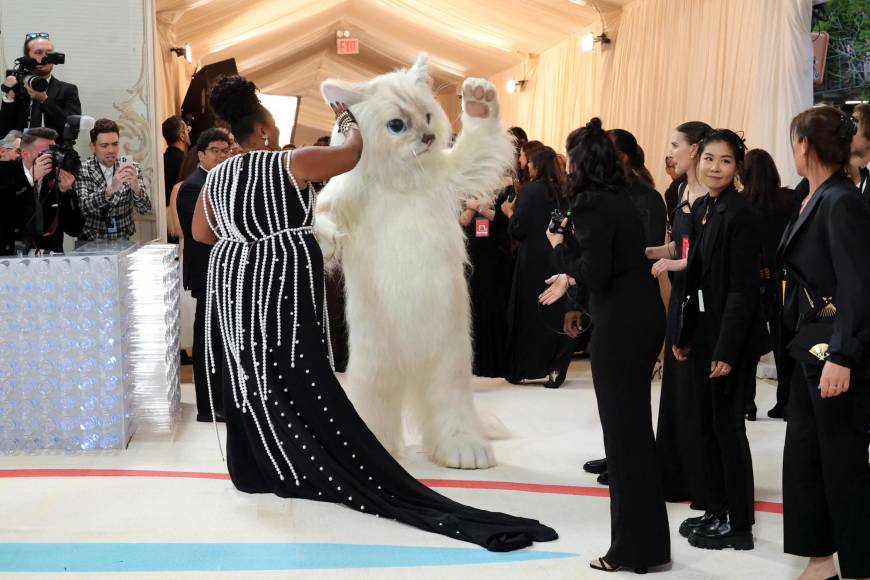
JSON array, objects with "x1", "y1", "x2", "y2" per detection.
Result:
[{"x1": 315, "y1": 55, "x2": 514, "y2": 469}]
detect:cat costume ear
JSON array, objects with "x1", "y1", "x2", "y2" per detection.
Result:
[
  {"x1": 410, "y1": 53, "x2": 432, "y2": 85},
  {"x1": 320, "y1": 79, "x2": 367, "y2": 107}
]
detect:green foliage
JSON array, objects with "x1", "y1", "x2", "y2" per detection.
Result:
[{"x1": 813, "y1": 0, "x2": 869, "y2": 98}]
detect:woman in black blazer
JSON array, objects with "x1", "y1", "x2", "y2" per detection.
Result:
[
  {"x1": 543, "y1": 118, "x2": 669, "y2": 574},
  {"x1": 780, "y1": 106, "x2": 870, "y2": 580},
  {"x1": 673, "y1": 130, "x2": 769, "y2": 551}
]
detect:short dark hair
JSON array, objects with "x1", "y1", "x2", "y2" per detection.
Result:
[
  {"x1": 508, "y1": 126, "x2": 528, "y2": 144},
  {"x1": 195, "y1": 127, "x2": 231, "y2": 152},
  {"x1": 161, "y1": 115, "x2": 186, "y2": 144},
  {"x1": 675, "y1": 121, "x2": 713, "y2": 148},
  {"x1": 790, "y1": 106, "x2": 855, "y2": 173},
  {"x1": 208, "y1": 75, "x2": 270, "y2": 144},
  {"x1": 90, "y1": 118, "x2": 120, "y2": 143},
  {"x1": 699, "y1": 129, "x2": 747, "y2": 165},
  {"x1": 21, "y1": 127, "x2": 58, "y2": 148}
]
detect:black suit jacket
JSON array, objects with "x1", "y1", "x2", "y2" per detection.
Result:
[
  {"x1": 626, "y1": 179, "x2": 667, "y2": 248},
  {"x1": 778, "y1": 173, "x2": 870, "y2": 371},
  {"x1": 679, "y1": 186, "x2": 770, "y2": 365},
  {"x1": 176, "y1": 166, "x2": 211, "y2": 297},
  {"x1": 0, "y1": 76, "x2": 82, "y2": 136},
  {"x1": 0, "y1": 159, "x2": 75, "y2": 254}
]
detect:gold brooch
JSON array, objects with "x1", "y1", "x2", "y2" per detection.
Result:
[{"x1": 809, "y1": 343, "x2": 830, "y2": 361}]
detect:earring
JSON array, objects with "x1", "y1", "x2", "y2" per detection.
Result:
[{"x1": 263, "y1": 135, "x2": 270, "y2": 148}]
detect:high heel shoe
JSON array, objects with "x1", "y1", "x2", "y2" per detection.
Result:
[
  {"x1": 589, "y1": 557, "x2": 647, "y2": 574},
  {"x1": 745, "y1": 404, "x2": 757, "y2": 421},
  {"x1": 544, "y1": 368, "x2": 567, "y2": 389}
]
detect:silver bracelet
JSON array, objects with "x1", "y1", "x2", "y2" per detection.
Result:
[{"x1": 336, "y1": 111, "x2": 359, "y2": 135}]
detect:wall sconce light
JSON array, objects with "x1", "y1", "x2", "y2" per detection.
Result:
[
  {"x1": 170, "y1": 44, "x2": 192, "y2": 63},
  {"x1": 581, "y1": 31, "x2": 611, "y2": 53},
  {"x1": 506, "y1": 79, "x2": 527, "y2": 94}
]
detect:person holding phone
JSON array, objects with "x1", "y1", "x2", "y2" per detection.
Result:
[{"x1": 75, "y1": 118, "x2": 151, "y2": 243}]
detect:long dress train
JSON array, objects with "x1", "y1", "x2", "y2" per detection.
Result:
[{"x1": 203, "y1": 150, "x2": 558, "y2": 552}]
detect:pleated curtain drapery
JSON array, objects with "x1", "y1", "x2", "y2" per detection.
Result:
[{"x1": 494, "y1": 0, "x2": 813, "y2": 189}]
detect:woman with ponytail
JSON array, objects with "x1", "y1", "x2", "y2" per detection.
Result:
[{"x1": 542, "y1": 118, "x2": 670, "y2": 574}]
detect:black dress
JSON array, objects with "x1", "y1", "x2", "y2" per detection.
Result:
[
  {"x1": 464, "y1": 187, "x2": 513, "y2": 377},
  {"x1": 553, "y1": 189, "x2": 670, "y2": 569},
  {"x1": 655, "y1": 184, "x2": 706, "y2": 504},
  {"x1": 505, "y1": 181, "x2": 575, "y2": 382},
  {"x1": 779, "y1": 173, "x2": 870, "y2": 578},
  {"x1": 204, "y1": 151, "x2": 557, "y2": 552}
]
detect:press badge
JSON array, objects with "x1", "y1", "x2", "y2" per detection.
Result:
[
  {"x1": 107, "y1": 217, "x2": 118, "y2": 234},
  {"x1": 475, "y1": 218, "x2": 490, "y2": 238},
  {"x1": 681, "y1": 237, "x2": 690, "y2": 259},
  {"x1": 698, "y1": 289, "x2": 706, "y2": 312}
]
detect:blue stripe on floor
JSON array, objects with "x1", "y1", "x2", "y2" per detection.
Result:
[{"x1": 0, "y1": 543, "x2": 575, "y2": 572}]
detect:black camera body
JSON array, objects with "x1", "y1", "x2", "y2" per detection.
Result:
[
  {"x1": 549, "y1": 209, "x2": 571, "y2": 234},
  {"x1": 2, "y1": 53, "x2": 66, "y2": 97},
  {"x1": 44, "y1": 115, "x2": 93, "y2": 180}
]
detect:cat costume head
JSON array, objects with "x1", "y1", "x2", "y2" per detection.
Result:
[{"x1": 320, "y1": 54, "x2": 453, "y2": 181}]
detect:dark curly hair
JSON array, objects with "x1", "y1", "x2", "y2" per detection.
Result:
[
  {"x1": 209, "y1": 75, "x2": 270, "y2": 144},
  {"x1": 564, "y1": 117, "x2": 627, "y2": 198}
]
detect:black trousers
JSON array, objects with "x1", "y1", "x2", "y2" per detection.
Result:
[
  {"x1": 690, "y1": 317, "x2": 755, "y2": 530},
  {"x1": 193, "y1": 293, "x2": 224, "y2": 420},
  {"x1": 783, "y1": 363, "x2": 870, "y2": 579}
]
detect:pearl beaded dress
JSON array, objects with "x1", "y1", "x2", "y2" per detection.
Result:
[{"x1": 203, "y1": 151, "x2": 558, "y2": 552}]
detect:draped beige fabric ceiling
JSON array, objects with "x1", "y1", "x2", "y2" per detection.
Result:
[{"x1": 156, "y1": 0, "x2": 632, "y2": 139}]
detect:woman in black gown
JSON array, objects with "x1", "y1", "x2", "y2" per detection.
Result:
[
  {"x1": 646, "y1": 122, "x2": 712, "y2": 505},
  {"x1": 191, "y1": 75, "x2": 557, "y2": 552},
  {"x1": 504, "y1": 146, "x2": 575, "y2": 388},
  {"x1": 542, "y1": 118, "x2": 670, "y2": 573},
  {"x1": 461, "y1": 186, "x2": 513, "y2": 378}
]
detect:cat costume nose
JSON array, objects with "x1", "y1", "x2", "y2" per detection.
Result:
[{"x1": 422, "y1": 133, "x2": 435, "y2": 146}]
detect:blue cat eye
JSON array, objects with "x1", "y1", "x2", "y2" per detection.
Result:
[{"x1": 387, "y1": 119, "x2": 407, "y2": 135}]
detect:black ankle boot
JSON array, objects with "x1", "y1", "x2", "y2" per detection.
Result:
[
  {"x1": 688, "y1": 519, "x2": 753, "y2": 551},
  {"x1": 544, "y1": 368, "x2": 567, "y2": 389},
  {"x1": 679, "y1": 511, "x2": 725, "y2": 538}
]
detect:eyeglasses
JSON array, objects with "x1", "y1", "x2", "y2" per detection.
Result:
[
  {"x1": 25, "y1": 32, "x2": 50, "y2": 40},
  {"x1": 206, "y1": 147, "x2": 231, "y2": 155}
]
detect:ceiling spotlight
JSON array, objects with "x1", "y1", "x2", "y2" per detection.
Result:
[
  {"x1": 170, "y1": 44, "x2": 193, "y2": 63},
  {"x1": 336, "y1": 29, "x2": 352, "y2": 38},
  {"x1": 506, "y1": 79, "x2": 527, "y2": 94}
]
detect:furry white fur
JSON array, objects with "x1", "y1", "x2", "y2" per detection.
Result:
[{"x1": 315, "y1": 55, "x2": 514, "y2": 469}]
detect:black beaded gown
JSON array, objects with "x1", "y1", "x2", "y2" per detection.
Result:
[{"x1": 203, "y1": 151, "x2": 557, "y2": 552}]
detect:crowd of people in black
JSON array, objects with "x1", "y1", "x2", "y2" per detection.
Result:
[{"x1": 462, "y1": 106, "x2": 870, "y2": 577}]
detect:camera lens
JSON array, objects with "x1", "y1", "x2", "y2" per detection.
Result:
[{"x1": 24, "y1": 75, "x2": 48, "y2": 93}]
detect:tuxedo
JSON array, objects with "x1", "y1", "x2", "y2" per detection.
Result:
[
  {"x1": 176, "y1": 165, "x2": 224, "y2": 420},
  {"x1": 0, "y1": 76, "x2": 81, "y2": 136},
  {"x1": 778, "y1": 172, "x2": 870, "y2": 578},
  {"x1": 0, "y1": 159, "x2": 80, "y2": 255}
]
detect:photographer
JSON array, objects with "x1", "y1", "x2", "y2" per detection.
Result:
[
  {"x1": 1, "y1": 33, "x2": 81, "y2": 136},
  {"x1": 75, "y1": 119, "x2": 151, "y2": 242},
  {"x1": 0, "y1": 127, "x2": 77, "y2": 255}
]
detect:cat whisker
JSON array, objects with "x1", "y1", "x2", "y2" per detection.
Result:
[{"x1": 410, "y1": 148, "x2": 425, "y2": 175}]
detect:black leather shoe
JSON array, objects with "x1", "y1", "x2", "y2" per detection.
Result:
[
  {"x1": 544, "y1": 368, "x2": 567, "y2": 389},
  {"x1": 196, "y1": 413, "x2": 227, "y2": 423},
  {"x1": 688, "y1": 520, "x2": 753, "y2": 550},
  {"x1": 679, "y1": 511, "x2": 725, "y2": 538},
  {"x1": 745, "y1": 404, "x2": 757, "y2": 421},
  {"x1": 596, "y1": 471, "x2": 609, "y2": 486},
  {"x1": 180, "y1": 349, "x2": 194, "y2": 365},
  {"x1": 767, "y1": 404, "x2": 786, "y2": 420},
  {"x1": 583, "y1": 458, "x2": 608, "y2": 474}
]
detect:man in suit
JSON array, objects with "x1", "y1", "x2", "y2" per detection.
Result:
[
  {"x1": 0, "y1": 127, "x2": 77, "y2": 256},
  {"x1": 176, "y1": 127, "x2": 232, "y2": 422},
  {"x1": 1, "y1": 33, "x2": 81, "y2": 137}
]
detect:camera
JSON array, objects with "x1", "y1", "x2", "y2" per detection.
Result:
[
  {"x1": 2, "y1": 53, "x2": 66, "y2": 97},
  {"x1": 46, "y1": 115, "x2": 94, "y2": 179},
  {"x1": 548, "y1": 208, "x2": 571, "y2": 234}
]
